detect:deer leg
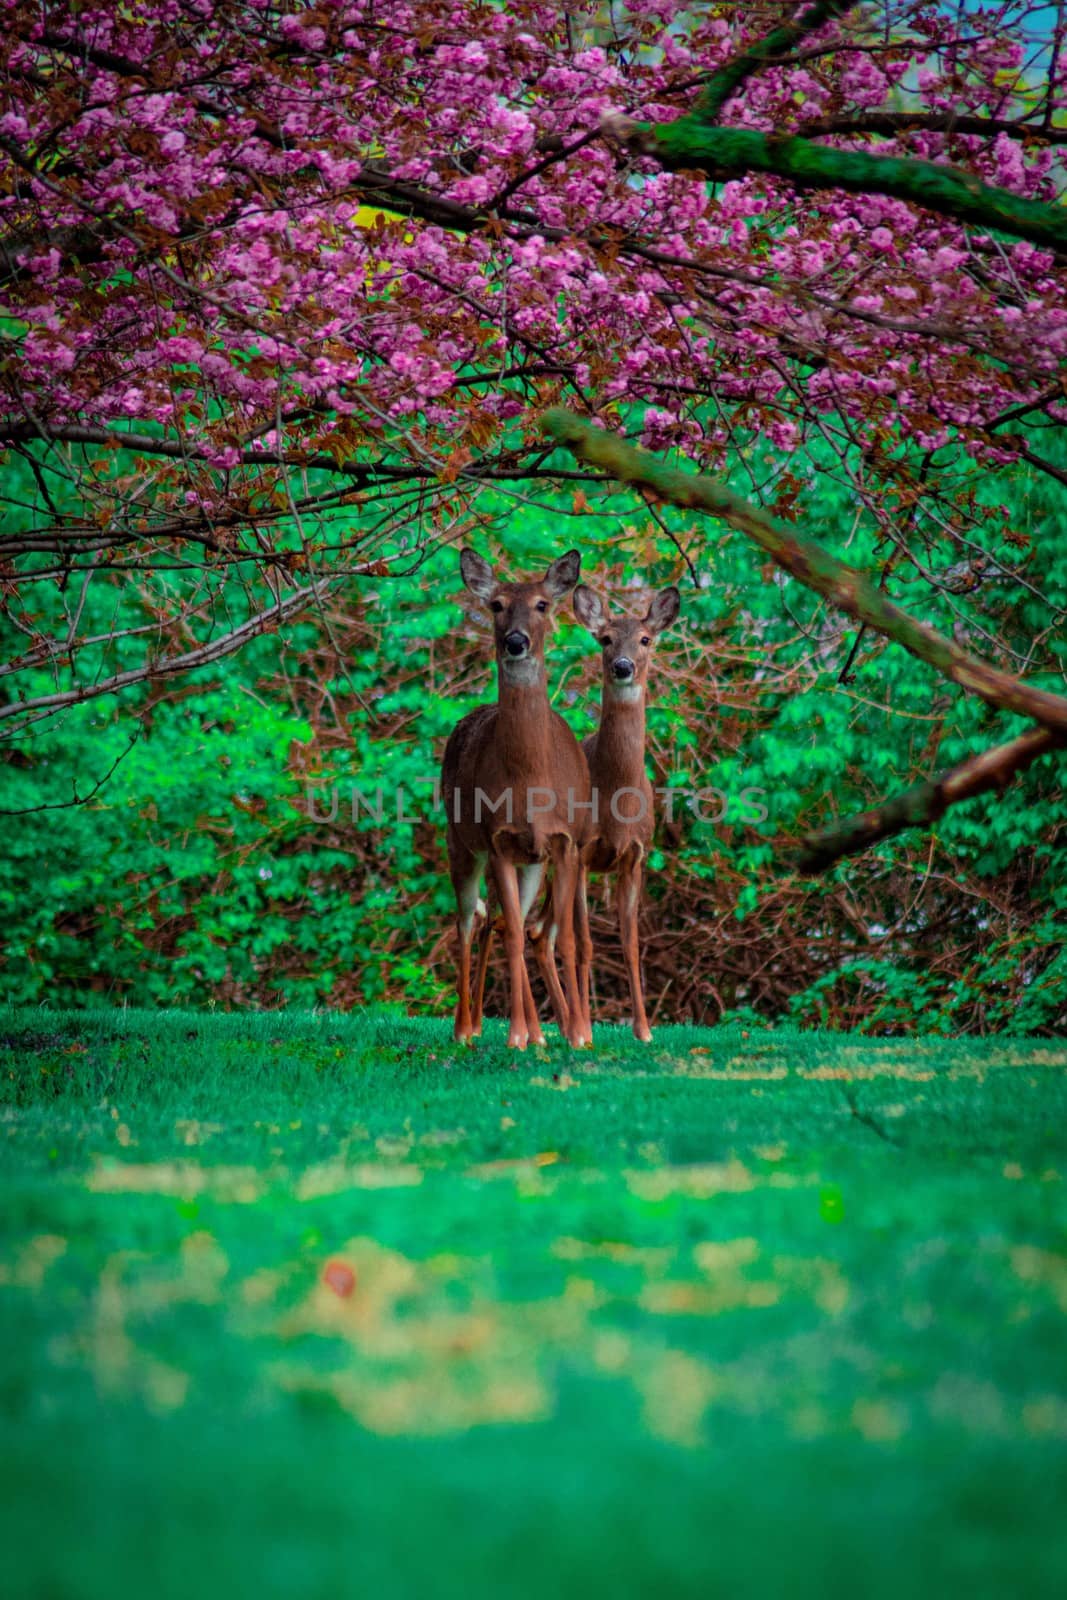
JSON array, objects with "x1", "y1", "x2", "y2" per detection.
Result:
[
  {"x1": 471, "y1": 868, "x2": 495, "y2": 1038},
  {"x1": 574, "y1": 860, "x2": 594, "y2": 1044},
  {"x1": 471, "y1": 919, "x2": 492, "y2": 1037},
  {"x1": 550, "y1": 837, "x2": 587, "y2": 1048},
  {"x1": 518, "y1": 864, "x2": 546, "y2": 1046},
  {"x1": 471, "y1": 867, "x2": 543, "y2": 1043},
  {"x1": 528, "y1": 876, "x2": 570, "y2": 1036},
  {"x1": 618, "y1": 851, "x2": 651, "y2": 1043},
  {"x1": 450, "y1": 851, "x2": 486, "y2": 1045},
  {"x1": 493, "y1": 855, "x2": 531, "y2": 1051}
]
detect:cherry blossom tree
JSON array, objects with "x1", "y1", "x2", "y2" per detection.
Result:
[{"x1": 1, "y1": 0, "x2": 1065, "y2": 853}]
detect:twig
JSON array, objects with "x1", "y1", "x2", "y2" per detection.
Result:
[{"x1": 0, "y1": 726, "x2": 141, "y2": 813}]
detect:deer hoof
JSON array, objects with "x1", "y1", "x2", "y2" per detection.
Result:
[
  {"x1": 633, "y1": 1025, "x2": 653, "y2": 1043},
  {"x1": 507, "y1": 1029, "x2": 529, "y2": 1050}
]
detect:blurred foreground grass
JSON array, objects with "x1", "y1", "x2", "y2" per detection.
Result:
[{"x1": 2, "y1": 1007, "x2": 1066, "y2": 1598}]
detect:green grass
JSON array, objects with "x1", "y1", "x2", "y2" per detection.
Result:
[{"x1": 2, "y1": 1007, "x2": 1066, "y2": 1598}]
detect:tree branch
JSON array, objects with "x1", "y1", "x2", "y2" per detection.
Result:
[
  {"x1": 601, "y1": 114, "x2": 1067, "y2": 255},
  {"x1": 797, "y1": 110, "x2": 1067, "y2": 147},
  {"x1": 0, "y1": 577, "x2": 333, "y2": 731},
  {"x1": 794, "y1": 725, "x2": 1065, "y2": 871},
  {"x1": 0, "y1": 727, "x2": 141, "y2": 814},
  {"x1": 540, "y1": 408, "x2": 1067, "y2": 735},
  {"x1": 694, "y1": 0, "x2": 858, "y2": 121}
]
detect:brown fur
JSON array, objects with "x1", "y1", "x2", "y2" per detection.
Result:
[
  {"x1": 532, "y1": 584, "x2": 680, "y2": 1042},
  {"x1": 442, "y1": 550, "x2": 592, "y2": 1049}
]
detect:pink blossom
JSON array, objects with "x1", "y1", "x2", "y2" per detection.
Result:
[{"x1": 0, "y1": 0, "x2": 1057, "y2": 515}]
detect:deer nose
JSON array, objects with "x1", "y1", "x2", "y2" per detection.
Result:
[
  {"x1": 612, "y1": 656, "x2": 635, "y2": 680},
  {"x1": 504, "y1": 630, "x2": 530, "y2": 658}
]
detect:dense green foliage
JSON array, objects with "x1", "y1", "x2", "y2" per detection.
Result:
[
  {"x1": 1, "y1": 438, "x2": 1064, "y2": 1031},
  {"x1": 2, "y1": 1009, "x2": 1067, "y2": 1598}
]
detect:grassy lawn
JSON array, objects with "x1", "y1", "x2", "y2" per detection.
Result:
[{"x1": 2, "y1": 1007, "x2": 1066, "y2": 1598}]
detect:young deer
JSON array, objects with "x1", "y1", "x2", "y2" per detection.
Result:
[
  {"x1": 441, "y1": 548, "x2": 592, "y2": 1050},
  {"x1": 532, "y1": 584, "x2": 680, "y2": 1042}
]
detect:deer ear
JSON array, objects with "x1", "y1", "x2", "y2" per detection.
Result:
[
  {"x1": 572, "y1": 585, "x2": 607, "y2": 636},
  {"x1": 543, "y1": 549, "x2": 581, "y2": 598},
  {"x1": 645, "y1": 586, "x2": 680, "y2": 634},
  {"x1": 459, "y1": 548, "x2": 496, "y2": 600}
]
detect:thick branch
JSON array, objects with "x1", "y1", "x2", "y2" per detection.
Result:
[
  {"x1": 795, "y1": 726, "x2": 1065, "y2": 871},
  {"x1": 602, "y1": 116, "x2": 1067, "y2": 255},
  {"x1": 0, "y1": 426, "x2": 605, "y2": 492},
  {"x1": 540, "y1": 408, "x2": 1067, "y2": 735}
]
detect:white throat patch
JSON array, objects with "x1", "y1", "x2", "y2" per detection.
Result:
[
  {"x1": 608, "y1": 681, "x2": 642, "y2": 705},
  {"x1": 501, "y1": 655, "x2": 542, "y2": 687}
]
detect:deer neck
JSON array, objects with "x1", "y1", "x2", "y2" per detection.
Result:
[
  {"x1": 593, "y1": 680, "x2": 646, "y2": 782},
  {"x1": 495, "y1": 659, "x2": 553, "y2": 775}
]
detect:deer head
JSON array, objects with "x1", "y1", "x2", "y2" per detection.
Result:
[
  {"x1": 460, "y1": 548, "x2": 581, "y2": 686},
  {"x1": 572, "y1": 584, "x2": 681, "y2": 701}
]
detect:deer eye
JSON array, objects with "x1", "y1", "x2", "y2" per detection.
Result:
[
  {"x1": 640, "y1": 635, "x2": 651, "y2": 646},
  {"x1": 535, "y1": 600, "x2": 548, "y2": 612},
  {"x1": 600, "y1": 634, "x2": 612, "y2": 646},
  {"x1": 490, "y1": 600, "x2": 504, "y2": 614}
]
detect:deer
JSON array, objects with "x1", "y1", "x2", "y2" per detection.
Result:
[
  {"x1": 441, "y1": 548, "x2": 593, "y2": 1051},
  {"x1": 530, "y1": 583, "x2": 681, "y2": 1042}
]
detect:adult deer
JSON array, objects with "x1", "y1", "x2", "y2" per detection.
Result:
[
  {"x1": 532, "y1": 584, "x2": 680, "y2": 1042},
  {"x1": 442, "y1": 548, "x2": 592, "y2": 1050}
]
